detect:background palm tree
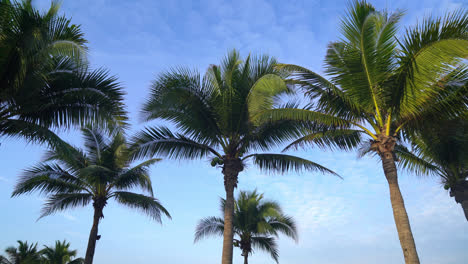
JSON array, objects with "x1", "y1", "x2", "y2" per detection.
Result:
[
  {"x1": 195, "y1": 190, "x2": 298, "y2": 264},
  {"x1": 41, "y1": 240, "x2": 84, "y2": 264},
  {"x1": 264, "y1": 1, "x2": 467, "y2": 263},
  {"x1": 132, "y1": 50, "x2": 338, "y2": 264},
  {"x1": 11, "y1": 127, "x2": 171, "y2": 264},
  {"x1": 0, "y1": 240, "x2": 41, "y2": 264},
  {"x1": 0, "y1": 0, "x2": 126, "y2": 147},
  {"x1": 400, "y1": 116, "x2": 468, "y2": 221}
]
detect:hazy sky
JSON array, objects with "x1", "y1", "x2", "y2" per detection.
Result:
[{"x1": 1, "y1": 0, "x2": 467, "y2": 263}]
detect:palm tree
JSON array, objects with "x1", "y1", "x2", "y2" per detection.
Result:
[
  {"x1": 132, "y1": 50, "x2": 338, "y2": 264},
  {"x1": 264, "y1": 1, "x2": 467, "y2": 263},
  {"x1": 41, "y1": 240, "x2": 84, "y2": 264},
  {"x1": 0, "y1": 0, "x2": 126, "y2": 147},
  {"x1": 194, "y1": 190, "x2": 297, "y2": 264},
  {"x1": 400, "y1": 116, "x2": 468, "y2": 221},
  {"x1": 11, "y1": 127, "x2": 171, "y2": 264},
  {"x1": 0, "y1": 240, "x2": 41, "y2": 264}
]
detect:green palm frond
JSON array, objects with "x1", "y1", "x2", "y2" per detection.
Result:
[
  {"x1": 275, "y1": 63, "x2": 365, "y2": 120},
  {"x1": 245, "y1": 153, "x2": 340, "y2": 177},
  {"x1": 0, "y1": 118, "x2": 64, "y2": 149},
  {"x1": 40, "y1": 193, "x2": 93, "y2": 219},
  {"x1": 283, "y1": 129, "x2": 363, "y2": 152},
  {"x1": 254, "y1": 107, "x2": 352, "y2": 128},
  {"x1": 12, "y1": 163, "x2": 86, "y2": 197},
  {"x1": 113, "y1": 191, "x2": 171, "y2": 223},
  {"x1": 194, "y1": 216, "x2": 225, "y2": 243},
  {"x1": 251, "y1": 236, "x2": 279, "y2": 263},
  {"x1": 394, "y1": 145, "x2": 440, "y2": 177},
  {"x1": 113, "y1": 159, "x2": 160, "y2": 195},
  {"x1": 142, "y1": 67, "x2": 220, "y2": 143},
  {"x1": 267, "y1": 215, "x2": 299, "y2": 242},
  {"x1": 247, "y1": 73, "x2": 289, "y2": 119},
  {"x1": 131, "y1": 126, "x2": 221, "y2": 160}
]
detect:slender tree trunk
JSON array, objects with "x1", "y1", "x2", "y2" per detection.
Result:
[
  {"x1": 381, "y1": 152, "x2": 420, "y2": 264},
  {"x1": 243, "y1": 252, "x2": 248, "y2": 264},
  {"x1": 84, "y1": 204, "x2": 104, "y2": 264},
  {"x1": 221, "y1": 158, "x2": 242, "y2": 264}
]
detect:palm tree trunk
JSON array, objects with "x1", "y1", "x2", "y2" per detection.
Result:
[
  {"x1": 381, "y1": 152, "x2": 420, "y2": 264},
  {"x1": 221, "y1": 158, "x2": 242, "y2": 264},
  {"x1": 461, "y1": 201, "x2": 468, "y2": 221},
  {"x1": 84, "y1": 204, "x2": 103, "y2": 264},
  {"x1": 243, "y1": 253, "x2": 248, "y2": 264}
]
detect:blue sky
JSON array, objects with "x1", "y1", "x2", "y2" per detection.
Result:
[{"x1": 1, "y1": 0, "x2": 467, "y2": 263}]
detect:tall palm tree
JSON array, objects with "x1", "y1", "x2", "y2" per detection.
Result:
[
  {"x1": 11, "y1": 127, "x2": 171, "y2": 264},
  {"x1": 195, "y1": 190, "x2": 298, "y2": 264},
  {"x1": 0, "y1": 240, "x2": 41, "y2": 264},
  {"x1": 264, "y1": 1, "x2": 467, "y2": 263},
  {"x1": 41, "y1": 240, "x2": 84, "y2": 264},
  {"x1": 132, "y1": 50, "x2": 338, "y2": 264},
  {"x1": 0, "y1": 0, "x2": 126, "y2": 147},
  {"x1": 400, "y1": 116, "x2": 468, "y2": 220}
]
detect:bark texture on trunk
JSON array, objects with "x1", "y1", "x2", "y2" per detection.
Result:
[
  {"x1": 84, "y1": 199, "x2": 105, "y2": 264},
  {"x1": 381, "y1": 152, "x2": 420, "y2": 264},
  {"x1": 221, "y1": 158, "x2": 243, "y2": 264}
]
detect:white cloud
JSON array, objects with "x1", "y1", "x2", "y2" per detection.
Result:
[{"x1": 61, "y1": 213, "x2": 77, "y2": 221}]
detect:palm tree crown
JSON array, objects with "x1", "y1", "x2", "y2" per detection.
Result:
[
  {"x1": 0, "y1": 0, "x2": 126, "y2": 146},
  {"x1": 11, "y1": 127, "x2": 170, "y2": 264},
  {"x1": 0, "y1": 240, "x2": 41, "y2": 264},
  {"x1": 195, "y1": 190, "x2": 298, "y2": 264},
  {"x1": 41, "y1": 240, "x2": 84, "y2": 264}
]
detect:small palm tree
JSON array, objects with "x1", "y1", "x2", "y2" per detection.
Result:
[
  {"x1": 266, "y1": 1, "x2": 467, "y2": 263},
  {"x1": 12, "y1": 127, "x2": 171, "y2": 264},
  {"x1": 133, "y1": 50, "x2": 337, "y2": 264},
  {"x1": 41, "y1": 240, "x2": 84, "y2": 264},
  {"x1": 0, "y1": 240, "x2": 41, "y2": 264},
  {"x1": 0, "y1": 0, "x2": 126, "y2": 147},
  {"x1": 195, "y1": 190, "x2": 297, "y2": 264}
]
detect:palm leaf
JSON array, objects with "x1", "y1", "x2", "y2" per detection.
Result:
[
  {"x1": 39, "y1": 193, "x2": 93, "y2": 219},
  {"x1": 194, "y1": 216, "x2": 225, "y2": 243},
  {"x1": 245, "y1": 153, "x2": 340, "y2": 177},
  {"x1": 113, "y1": 191, "x2": 171, "y2": 223}
]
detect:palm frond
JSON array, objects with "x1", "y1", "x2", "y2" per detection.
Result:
[
  {"x1": 113, "y1": 191, "x2": 171, "y2": 223},
  {"x1": 113, "y1": 159, "x2": 161, "y2": 195},
  {"x1": 394, "y1": 145, "x2": 440, "y2": 177},
  {"x1": 142, "y1": 67, "x2": 220, "y2": 143},
  {"x1": 194, "y1": 216, "x2": 225, "y2": 243},
  {"x1": 245, "y1": 153, "x2": 340, "y2": 177},
  {"x1": 131, "y1": 126, "x2": 221, "y2": 160},
  {"x1": 283, "y1": 129, "x2": 363, "y2": 152},
  {"x1": 12, "y1": 163, "x2": 86, "y2": 197},
  {"x1": 39, "y1": 193, "x2": 92, "y2": 219},
  {"x1": 251, "y1": 236, "x2": 279, "y2": 263}
]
